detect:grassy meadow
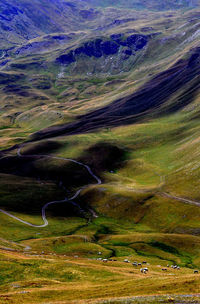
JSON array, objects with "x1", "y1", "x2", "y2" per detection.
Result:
[
  {"x1": 1, "y1": 110, "x2": 200, "y2": 302},
  {"x1": 1, "y1": 5, "x2": 200, "y2": 303}
]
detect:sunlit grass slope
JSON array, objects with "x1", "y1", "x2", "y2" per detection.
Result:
[
  {"x1": 0, "y1": 4, "x2": 200, "y2": 303},
  {"x1": 0, "y1": 248, "x2": 200, "y2": 303}
]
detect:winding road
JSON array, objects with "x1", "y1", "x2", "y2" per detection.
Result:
[
  {"x1": 161, "y1": 192, "x2": 200, "y2": 207},
  {"x1": 154, "y1": 172, "x2": 200, "y2": 207},
  {"x1": 0, "y1": 147, "x2": 101, "y2": 228},
  {"x1": 0, "y1": 146, "x2": 200, "y2": 228}
]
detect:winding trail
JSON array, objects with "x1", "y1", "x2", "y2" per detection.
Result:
[
  {"x1": 0, "y1": 146, "x2": 200, "y2": 228},
  {"x1": 160, "y1": 192, "x2": 200, "y2": 207},
  {"x1": 153, "y1": 172, "x2": 200, "y2": 207},
  {"x1": 0, "y1": 147, "x2": 102, "y2": 228},
  {"x1": 156, "y1": 172, "x2": 200, "y2": 207}
]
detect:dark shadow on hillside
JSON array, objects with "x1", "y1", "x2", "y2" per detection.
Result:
[
  {"x1": 31, "y1": 47, "x2": 200, "y2": 141},
  {"x1": 0, "y1": 142, "x2": 128, "y2": 217},
  {"x1": 21, "y1": 140, "x2": 64, "y2": 155},
  {"x1": 78, "y1": 142, "x2": 128, "y2": 174}
]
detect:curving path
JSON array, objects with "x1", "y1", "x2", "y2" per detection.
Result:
[
  {"x1": 0, "y1": 147, "x2": 101, "y2": 228},
  {"x1": 156, "y1": 172, "x2": 200, "y2": 207},
  {"x1": 0, "y1": 146, "x2": 200, "y2": 228},
  {"x1": 154, "y1": 172, "x2": 200, "y2": 207},
  {"x1": 161, "y1": 192, "x2": 200, "y2": 207}
]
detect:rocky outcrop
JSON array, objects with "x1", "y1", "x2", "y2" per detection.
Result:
[{"x1": 56, "y1": 34, "x2": 149, "y2": 65}]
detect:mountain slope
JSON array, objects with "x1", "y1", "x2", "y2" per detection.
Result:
[
  {"x1": 0, "y1": 0, "x2": 199, "y2": 50},
  {"x1": 1, "y1": 2, "x2": 200, "y2": 302},
  {"x1": 88, "y1": 0, "x2": 200, "y2": 10},
  {"x1": 31, "y1": 47, "x2": 200, "y2": 140},
  {"x1": 0, "y1": 0, "x2": 101, "y2": 48},
  {"x1": 0, "y1": 4, "x2": 199, "y2": 133}
]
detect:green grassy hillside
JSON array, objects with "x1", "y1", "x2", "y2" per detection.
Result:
[{"x1": 0, "y1": 1, "x2": 200, "y2": 303}]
